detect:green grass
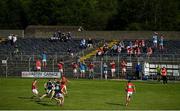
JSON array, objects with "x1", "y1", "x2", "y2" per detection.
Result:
[{"x1": 0, "y1": 78, "x2": 180, "y2": 110}]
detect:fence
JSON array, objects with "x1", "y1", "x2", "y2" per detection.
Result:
[{"x1": 0, "y1": 53, "x2": 180, "y2": 80}]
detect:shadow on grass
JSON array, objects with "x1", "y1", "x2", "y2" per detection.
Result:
[
  {"x1": 105, "y1": 102, "x2": 124, "y2": 106},
  {"x1": 35, "y1": 101, "x2": 55, "y2": 106},
  {"x1": 18, "y1": 96, "x2": 33, "y2": 100}
]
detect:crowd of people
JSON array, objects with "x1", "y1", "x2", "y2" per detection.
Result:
[
  {"x1": 49, "y1": 31, "x2": 72, "y2": 42},
  {"x1": 96, "y1": 32, "x2": 165, "y2": 57}
]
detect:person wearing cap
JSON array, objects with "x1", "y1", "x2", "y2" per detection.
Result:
[{"x1": 125, "y1": 80, "x2": 136, "y2": 106}]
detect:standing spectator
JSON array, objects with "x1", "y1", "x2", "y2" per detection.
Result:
[
  {"x1": 147, "y1": 47, "x2": 153, "y2": 57},
  {"x1": 88, "y1": 62, "x2": 95, "y2": 79},
  {"x1": 161, "y1": 67, "x2": 167, "y2": 84},
  {"x1": 79, "y1": 61, "x2": 86, "y2": 78},
  {"x1": 42, "y1": 51, "x2": 47, "y2": 68},
  {"x1": 103, "y1": 62, "x2": 108, "y2": 80},
  {"x1": 135, "y1": 62, "x2": 142, "y2": 79},
  {"x1": 36, "y1": 58, "x2": 41, "y2": 71},
  {"x1": 58, "y1": 60, "x2": 64, "y2": 77},
  {"x1": 153, "y1": 32, "x2": 158, "y2": 48},
  {"x1": 159, "y1": 35, "x2": 164, "y2": 50},
  {"x1": 12, "y1": 35, "x2": 17, "y2": 45},
  {"x1": 8, "y1": 34, "x2": 13, "y2": 45},
  {"x1": 71, "y1": 62, "x2": 78, "y2": 79},
  {"x1": 156, "y1": 65, "x2": 161, "y2": 82},
  {"x1": 110, "y1": 60, "x2": 116, "y2": 78},
  {"x1": 121, "y1": 60, "x2": 127, "y2": 78}
]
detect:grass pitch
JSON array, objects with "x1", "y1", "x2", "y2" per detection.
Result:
[{"x1": 0, "y1": 78, "x2": 180, "y2": 110}]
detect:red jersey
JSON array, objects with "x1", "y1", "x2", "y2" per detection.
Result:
[
  {"x1": 161, "y1": 68, "x2": 167, "y2": 76},
  {"x1": 127, "y1": 83, "x2": 135, "y2": 92},
  {"x1": 32, "y1": 81, "x2": 36, "y2": 90},
  {"x1": 61, "y1": 77, "x2": 68, "y2": 85},
  {"x1": 36, "y1": 60, "x2": 41, "y2": 67},
  {"x1": 121, "y1": 61, "x2": 127, "y2": 68},
  {"x1": 88, "y1": 63, "x2": 94, "y2": 69},
  {"x1": 110, "y1": 62, "x2": 115, "y2": 69},
  {"x1": 58, "y1": 63, "x2": 63, "y2": 69},
  {"x1": 72, "y1": 63, "x2": 78, "y2": 69}
]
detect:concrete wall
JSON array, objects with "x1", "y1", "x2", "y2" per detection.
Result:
[
  {"x1": 0, "y1": 28, "x2": 179, "y2": 40},
  {"x1": 0, "y1": 30, "x2": 24, "y2": 38}
]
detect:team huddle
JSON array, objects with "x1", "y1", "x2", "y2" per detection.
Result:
[{"x1": 31, "y1": 76, "x2": 69, "y2": 106}]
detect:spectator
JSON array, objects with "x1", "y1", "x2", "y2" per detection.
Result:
[
  {"x1": 161, "y1": 67, "x2": 167, "y2": 84},
  {"x1": 8, "y1": 34, "x2": 13, "y2": 45},
  {"x1": 87, "y1": 38, "x2": 93, "y2": 48},
  {"x1": 159, "y1": 35, "x2": 164, "y2": 50},
  {"x1": 103, "y1": 62, "x2": 108, "y2": 80},
  {"x1": 79, "y1": 61, "x2": 86, "y2": 78},
  {"x1": 80, "y1": 39, "x2": 86, "y2": 49},
  {"x1": 58, "y1": 59, "x2": 64, "y2": 77},
  {"x1": 88, "y1": 62, "x2": 95, "y2": 79},
  {"x1": 121, "y1": 59, "x2": 127, "y2": 78},
  {"x1": 71, "y1": 62, "x2": 78, "y2": 79},
  {"x1": 12, "y1": 35, "x2": 17, "y2": 45},
  {"x1": 153, "y1": 32, "x2": 158, "y2": 48},
  {"x1": 42, "y1": 51, "x2": 47, "y2": 68},
  {"x1": 135, "y1": 62, "x2": 142, "y2": 79},
  {"x1": 147, "y1": 47, "x2": 153, "y2": 57},
  {"x1": 67, "y1": 48, "x2": 73, "y2": 57},
  {"x1": 156, "y1": 65, "x2": 161, "y2": 82},
  {"x1": 110, "y1": 60, "x2": 116, "y2": 78},
  {"x1": 36, "y1": 58, "x2": 41, "y2": 71}
]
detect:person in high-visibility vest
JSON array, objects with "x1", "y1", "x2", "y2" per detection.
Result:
[
  {"x1": 161, "y1": 67, "x2": 167, "y2": 84},
  {"x1": 125, "y1": 80, "x2": 136, "y2": 106}
]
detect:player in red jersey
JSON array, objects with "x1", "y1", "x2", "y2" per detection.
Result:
[
  {"x1": 88, "y1": 62, "x2": 95, "y2": 79},
  {"x1": 31, "y1": 79, "x2": 39, "y2": 98},
  {"x1": 58, "y1": 60, "x2": 64, "y2": 77},
  {"x1": 60, "y1": 75, "x2": 69, "y2": 96},
  {"x1": 125, "y1": 80, "x2": 136, "y2": 106},
  {"x1": 110, "y1": 60, "x2": 116, "y2": 78}
]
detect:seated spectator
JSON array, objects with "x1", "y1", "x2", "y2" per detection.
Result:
[
  {"x1": 80, "y1": 39, "x2": 87, "y2": 49},
  {"x1": 96, "y1": 47, "x2": 104, "y2": 56},
  {"x1": 87, "y1": 38, "x2": 93, "y2": 48},
  {"x1": 66, "y1": 32, "x2": 72, "y2": 40},
  {"x1": 67, "y1": 48, "x2": 74, "y2": 57}
]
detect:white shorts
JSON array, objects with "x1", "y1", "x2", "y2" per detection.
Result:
[
  {"x1": 32, "y1": 89, "x2": 38, "y2": 95},
  {"x1": 153, "y1": 40, "x2": 157, "y2": 44},
  {"x1": 73, "y1": 69, "x2": 77, "y2": 73},
  {"x1": 127, "y1": 91, "x2": 133, "y2": 97},
  {"x1": 89, "y1": 69, "x2": 94, "y2": 72},
  {"x1": 59, "y1": 69, "x2": 63, "y2": 73},
  {"x1": 80, "y1": 70, "x2": 85, "y2": 73},
  {"x1": 122, "y1": 68, "x2": 126, "y2": 72},
  {"x1": 37, "y1": 66, "x2": 41, "y2": 70},
  {"x1": 42, "y1": 59, "x2": 46, "y2": 62},
  {"x1": 111, "y1": 68, "x2": 115, "y2": 73},
  {"x1": 56, "y1": 93, "x2": 64, "y2": 98},
  {"x1": 104, "y1": 70, "x2": 108, "y2": 74}
]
